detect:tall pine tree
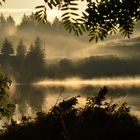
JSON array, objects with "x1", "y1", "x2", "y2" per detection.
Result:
[
  {"x1": 16, "y1": 39, "x2": 26, "y2": 58},
  {"x1": 1, "y1": 38, "x2": 14, "y2": 56}
]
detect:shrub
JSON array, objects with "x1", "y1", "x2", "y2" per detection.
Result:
[{"x1": 1, "y1": 86, "x2": 140, "y2": 140}]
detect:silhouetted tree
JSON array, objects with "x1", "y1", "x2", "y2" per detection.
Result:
[
  {"x1": 34, "y1": 37, "x2": 42, "y2": 48},
  {"x1": 16, "y1": 39, "x2": 26, "y2": 58},
  {"x1": 18, "y1": 14, "x2": 30, "y2": 31},
  {"x1": 28, "y1": 13, "x2": 37, "y2": 26},
  {"x1": 0, "y1": 13, "x2": 6, "y2": 26},
  {"x1": 59, "y1": 58, "x2": 74, "y2": 78},
  {"x1": 5, "y1": 15, "x2": 16, "y2": 36},
  {"x1": 1, "y1": 38, "x2": 14, "y2": 56},
  {"x1": 0, "y1": 13, "x2": 7, "y2": 35},
  {"x1": 52, "y1": 17, "x2": 64, "y2": 32},
  {"x1": 24, "y1": 37, "x2": 46, "y2": 81},
  {"x1": 6, "y1": 15, "x2": 15, "y2": 27},
  {"x1": 12, "y1": 40, "x2": 27, "y2": 81}
]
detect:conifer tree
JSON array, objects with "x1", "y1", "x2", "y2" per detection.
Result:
[
  {"x1": 1, "y1": 38, "x2": 14, "y2": 56},
  {"x1": 16, "y1": 39, "x2": 26, "y2": 58}
]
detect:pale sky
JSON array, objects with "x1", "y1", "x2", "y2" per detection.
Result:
[
  {"x1": 0, "y1": 0, "x2": 86, "y2": 24},
  {"x1": 1, "y1": 0, "x2": 86, "y2": 10},
  {"x1": 1, "y1": 0, "x2": 44, "y2": 9},
  {"x1": 0, "y1": 0, "x2": 60, "y2": 24}
]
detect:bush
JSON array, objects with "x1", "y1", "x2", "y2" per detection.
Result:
[{"x1": 1, "y1": 86, "x2": 140, "y2": 140}]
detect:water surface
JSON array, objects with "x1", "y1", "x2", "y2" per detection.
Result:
[{"x1": 9, "y1": 77, "x2": 140, "y2": 119}]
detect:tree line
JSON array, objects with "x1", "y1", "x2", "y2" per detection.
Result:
[
  {"x1": 1, "y1": 37, "x2": 140, "y2": 82},
  {"x1": 0, "y1": 37, "x2": 46, "y2": 82},
  {"x1": 0, "y1": 13, "x2": 69, "y2": 38}
]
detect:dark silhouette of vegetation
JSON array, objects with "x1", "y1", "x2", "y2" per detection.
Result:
[
  {"x1": 6, "y1": 15, "x2": 15, "y2": 27},
  {"x1": 0, "y1": 37, "x2": 46, "y2": 82},
  {"x1": 35, "y1": 0, "x2": 140, "y2": 42},
  {"x1": 1, "y1": 87, "x2": 140, "y2": 140},
  {"x1": 1, "y1": 39, "x2": 140, "y2": 81},
  {"x1": 0, "y1": 14, "x2": 15, "y2": 37},
  {"x1": 1, "y1": 38, "x2": 14, "y2": 56},
  {"x1": 0, "y1": 69, "x2": 15, "y2": 118},
  {"x1": 45, "y1": 55, "x2": 140, "y2": 79},
  {"x1": 16, "y1": 40, "x2": 26, "y2": 58},
  {"x1": 23, "y1": 37, "x2": 46, "y2": 82}
]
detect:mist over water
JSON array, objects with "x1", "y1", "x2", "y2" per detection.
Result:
[
  {"x1": 8, "y1": 76, "x2": 140, "y2": 120},
  {"x1": 34, "y1": 77, "x2": 140, "y2": 88}
]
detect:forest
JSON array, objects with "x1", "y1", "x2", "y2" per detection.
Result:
[
  {"x1": 1, "y1": 36, "x2": 140, "y2": 82},
  {"x1": 0, "y1": 13, "x2": 140, "y2": 82}
]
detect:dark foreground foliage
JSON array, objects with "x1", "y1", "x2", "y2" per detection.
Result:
[{"x1": 0, "y1": 87, "x2": 140, "y2": 140}]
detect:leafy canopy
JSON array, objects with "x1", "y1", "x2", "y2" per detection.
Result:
[{"x1": 35, "y1": 0, "x2": 140, "y2": 42}]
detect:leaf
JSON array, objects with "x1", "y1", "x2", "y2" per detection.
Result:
[
  {"x1": 48, "y1": 3, "x2": 53, "y2": 9},
  {"x1": 35, "y1": 10, "x2": 43, "y2": 15},
  {"x1": 69, "y1": 27, "x2": 72, "y2": 33},
  {"x1": 61, "y1": 12, "x2": 69, "y2": 17},
  {"x1": 70, "y1": 12, "x2": 79, "y2": 16},
  {"x1": 95, "y1": 35, "x2": 98, "y2": 42},
  {"x1": 35, "y1": 5, "x2": 45, "y2": 9},
  {"x1": 70, "y1": 2, "x2": 78, "y2": 5},
  {"x1": 61, "y1": 7, "x2": 69, "y2": 11},
  {"x1": 78, "y1": 28, "x2": 83, "y2": 35},
  {"x1": 70, "y1": 7, "x2": 78, "y2": 10},
  {"x1": 77, "y1": 18, "x2": 85, "y2": 22},
  {"x1": 64, "y1": 21, "x2": 71, "y2": 28},
  {"x1": 62, "y1": 16, "x2": 70, "y2": 21},
  {"x1": 89, "y1": 36, "x2": 94, "y2": 42},
  {"x1": 51, "y1": 0, "x2": 57, "y2": 6},
  {"x1": 81, "y1": 24, "x2": 87, "y2": 33}
]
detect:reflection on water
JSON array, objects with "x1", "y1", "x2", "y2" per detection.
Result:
[
  {"x1": 9, "y1": 77, "x2": 140, "y2": 118},
  {"x1": 34, "y1": 77, "x2": 140, "y2": 87}
]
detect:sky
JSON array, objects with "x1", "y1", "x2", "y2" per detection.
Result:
[
  {"x1": 1, "y1": 0, "x2": 86, "y2": 9},
  {"x1": 0, "y1": 0, "x2": 86, "y2": 24},
  {"x1": 0, "y1": 0, "x2": 60, "y2": 24},
  {"x1": 1, "y1": 0, "x2": 44, "y2": 9}
]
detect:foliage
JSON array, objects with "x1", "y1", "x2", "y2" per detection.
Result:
[
  {"x1": 0, "y1": 13, "x2": 6, "y2": 26},
  {"x1": 1, "y1": 87, "x2": 140, "y2": 140},
  {"x1": 0, "y1": 69, "x2": 15, "y2": 118},
  {"x1": 18, "y1": 14, "x2": 37, "y2": 31},
  {"x1": 22, "y1": 37, "x2": 46, "y2": 82},
  {"x1": 26, "y1": 37, "x2": 45, "y2": 68},
  {"x1": 3, "y1": 46, "x2": 140, "y2": 81},
  {"x1": 6, "y1": 15, "x2": 15, "y2": 27},
  {"x1": 16, "y1": 40, "x2": 26, "y2": 58},
  {"x1": 0, "y1": 37, "x2": 47, "y2": 82},
  {"x1": 1, "y1": 38, "x2": 14, "y2": 56},
  {"x1": 0, "y1": 69, "x2": 11, "y2": 101},
  {"x1": 35, "y1": 0, "x2": 140, "y2": 42}
]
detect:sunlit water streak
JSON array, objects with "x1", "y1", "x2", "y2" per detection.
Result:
[{"x1": 33, "y1": 77, "x2": 140, "y2": 88}]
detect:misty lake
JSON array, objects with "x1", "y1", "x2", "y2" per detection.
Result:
[{"x1": 8, "y1": 77, "x2": 140, "y2": 120}]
